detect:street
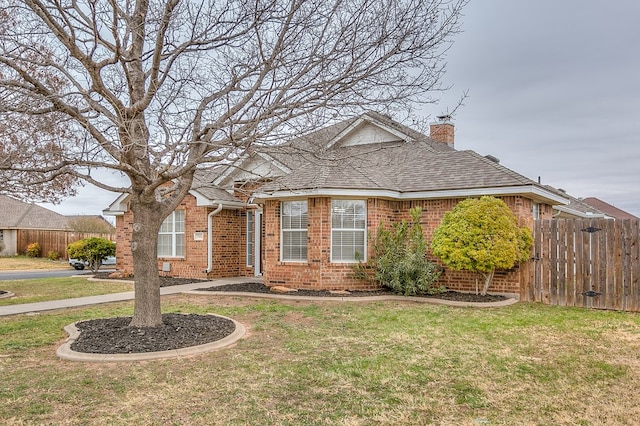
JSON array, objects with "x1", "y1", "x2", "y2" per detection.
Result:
[{"x1": 0, "y1": 268, "x2": 114, "y2": 281}]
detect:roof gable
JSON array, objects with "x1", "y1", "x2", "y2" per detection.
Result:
[{"x1": 327, "y1": 116, "x2": 411, "y2": 148}]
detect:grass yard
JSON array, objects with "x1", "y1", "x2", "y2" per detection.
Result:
[
  {"x1": 0, "y1": 277, "x2": 133, "y2": 306},
  {"x1": 1, "y1": 295, "x2": 640, "y2": 425},
  {"x1": 0, "y1": 256, "x2": 70, "y2": 271}
]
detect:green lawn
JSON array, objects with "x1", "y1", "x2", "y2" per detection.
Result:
[
  {"x1": 0, "y1": 277, "x2": 132, "y2": 306},
  {"x1": 1, "y1": 295, "x2": 639, "y2": 425}
]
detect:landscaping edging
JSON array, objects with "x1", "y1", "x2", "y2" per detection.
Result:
[
  {"x1": 187, "y1": 289, "x2": 519, "y2": 307},
  {"x1": 0, "y1": 290, "x2": 15, "y2": 299},
  {"x1": 57, "y1": 314, "x2": 246, "y2": 362}
]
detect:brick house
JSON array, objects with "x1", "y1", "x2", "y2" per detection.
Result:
[{"x1": 104, "y1": 112, "x2": 598, "y2": 294}]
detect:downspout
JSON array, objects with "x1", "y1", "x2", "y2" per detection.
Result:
[{"x1": 205, "y1": 204, "x2": 224, "y2": 273}]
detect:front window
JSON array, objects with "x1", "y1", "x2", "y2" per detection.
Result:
[
  {"x1": 158, "y1": 210, "x2": 185, "y2": 257},
  {"x1": 281, "y1": 200, "x2": 308, "y2": 262},
  {"x1": 331, "y1": 200, "x2": 366, "y2": 262}
]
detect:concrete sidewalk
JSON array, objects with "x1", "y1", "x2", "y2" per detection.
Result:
[{"x1": 0, "y1": 277, "x2": 253, "y2": 316}]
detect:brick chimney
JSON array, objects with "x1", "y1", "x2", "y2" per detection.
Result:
[{"x1": 429, "y1": 115, "x2": 455, "y2": 147}]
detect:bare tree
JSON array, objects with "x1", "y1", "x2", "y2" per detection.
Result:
[
  {"x1": 0, "y1": 0, "x2": 467, "y2": 327},
  {"x1": 68, "y1": 216, "x2": 116, "y2": 234}
]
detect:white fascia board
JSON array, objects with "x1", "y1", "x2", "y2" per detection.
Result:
[
  {"x1": 553, "y1": 205, "x2": 606, "y2": 218},
  {"x1": 102, "y1": 210, "x2": 126, "y2": 216},
  {"x1": 212, "y1": 156, "x2": 249, "y2": 186},
  {"x1": 325, "y1": 118, "x2": 366, "y2": 149},
  {"x1": 254, "y1": 185, "x2": 570, "y2": 204},
  {"x1": 102, "y1": 193, "x2": 130, "y2": 215},
  {"x1": 189, "y1": 189, "x2": 246, "y2": 209},
  {"x1": 361, "y1": 113, "x2": 416, "y2": 141},
  {"x1": 256, "y1": 152, "x2": 292, "y2": 174}
]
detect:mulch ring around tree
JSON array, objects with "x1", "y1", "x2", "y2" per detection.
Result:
[
  {"x1": 199, "y1": 282, "x2": 508, "y2": 303},
  {"x1": 70, "y1": 313, "x2": 236, "y2": 354}
]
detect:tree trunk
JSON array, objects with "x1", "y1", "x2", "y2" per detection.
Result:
[
  {"x1": 480, "y1": 270, "x2": 496, "y2": 296},
  {"x1": 129, "y1": 202, "x2": 165, "y2": 328}
]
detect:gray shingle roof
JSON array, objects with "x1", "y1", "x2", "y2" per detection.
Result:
[
  {"x1": 193, "y1": 112, "x2": 555, "y2": 202},
  {"x1": 259, "y1": 140, "x2": 536, "y2": 194},
  {"x1": 0, "y1": 195, "x2": 70, "y2": 230}
]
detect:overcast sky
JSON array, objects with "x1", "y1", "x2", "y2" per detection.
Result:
[
  {"x1": 429, "y1": 0, "x2": 640, "y2": 216},
  {"x1": 39, "y1": 0, "x2": 640, "y2": 217}
]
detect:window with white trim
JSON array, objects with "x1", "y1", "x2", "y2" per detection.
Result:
[
  {"x1": 158, "y1": 210, "x2": 185, "y2": 257},
  {"x1": 281, "y1": 200, "x2": 308, "y2": 262},
  {"x1": 331, "y1": 200, "x2": 366, "y2": 262},
  {"x1": 246, "y1": 211, "x2": 254, "y2": 266}
]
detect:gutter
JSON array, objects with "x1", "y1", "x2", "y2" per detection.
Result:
[{"x1": 205, "y1": 204, "x2": 224, "y2": 273}]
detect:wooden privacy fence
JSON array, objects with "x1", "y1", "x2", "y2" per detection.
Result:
[
  {"x1": 522, "y1": 218, "x2": 640, "y2": 312},
  {"x1": 17, "y1": 230, "x2": 115, "y2": 259}
]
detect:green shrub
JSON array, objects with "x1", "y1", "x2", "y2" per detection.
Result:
[
  {"x1": 355, "y1": 207, "x2": 442, "y2": 296},
  {"x1": 66, "y1": 237, "x2": 116, "y2": 273},
  {"x1": 25, "y1": 242, "x2": 41, "y2": 258},
  {"x1": 47, "y1": 250, "x2": 61, "y2": 261},
  {"x1": 431, "y1": 196, "x2": 533, "y2": 295}
]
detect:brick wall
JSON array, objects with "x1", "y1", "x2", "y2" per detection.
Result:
[
  {"x1": 263, "y1": 196, "x2": 549, "y2": 294},
  {"x1": 115, "y1": 194, "x2": 255, "y2": 279}
]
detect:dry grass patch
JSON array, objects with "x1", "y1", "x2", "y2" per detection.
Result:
[
  {"x1": 0, "y1": 256, "x2": 70, "y2": 271},
  {"x1": 1, "y1": 296, "x2": 640, "y2": 425},
  {"x1": 0, "y1": 277, "x2": 132, "y2": 306}
]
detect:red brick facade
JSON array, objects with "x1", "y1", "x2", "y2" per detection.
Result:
[
  {"x1": 115, "y1": 194, "x2": 256, "y2": 279},
  {"x1": 115, "y1": 192, "x2": 552, "y2": 295},
  {"x1": 263, "y1": 195, "x2": 553, "y2": 294}
]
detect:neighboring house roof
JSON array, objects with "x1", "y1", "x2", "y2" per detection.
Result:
[
  {"x1": 0, "y1": 195, "x2": 70, "y2": 230},
  {"x1": 541, "y1": 187, "x2": 606, "y2": 218},
  {"x1": 580, "y1": 197, "x2": 639, "y2": 220}
]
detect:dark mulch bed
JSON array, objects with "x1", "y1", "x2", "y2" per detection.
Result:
[
  {"x1": 70, "y1": 313, "x2": 235, "y2": 354},
  {"x1": 200, "y1": 282, "x2": 508, "y2": 303},
  {"x1": 91, "y1": 272, "x2": 206, "y2": 287}
]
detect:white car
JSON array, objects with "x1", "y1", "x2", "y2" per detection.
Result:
[{"x1": 69, "y1": 256, "x2": 116, "y2": 270}]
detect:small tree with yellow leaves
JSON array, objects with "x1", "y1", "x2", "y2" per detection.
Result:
[{"x1": 431, "y1": 196, "x2": 533, "y2": 295}]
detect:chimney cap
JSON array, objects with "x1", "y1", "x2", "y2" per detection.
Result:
[{"x1": 436, "y1": 114, "x2": 452, "y2": 122}]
